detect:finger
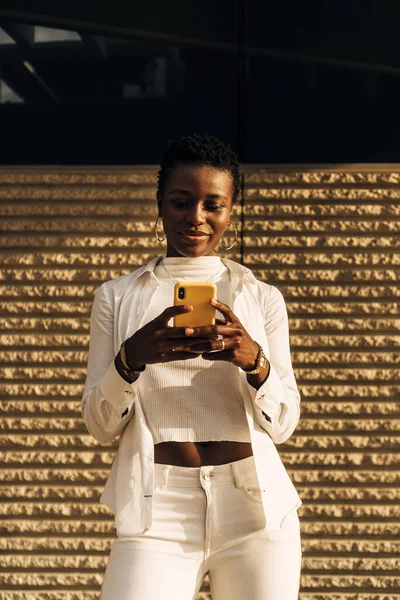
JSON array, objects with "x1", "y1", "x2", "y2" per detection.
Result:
[
  {"x1": 161, "y1": 337, "x2": 219, "y2": 352},
  {"x1": 156, "y1": 304, "x2": 192, "y2": 326},
  {"x1": 182, "y1": 324, "x2": 217, "y2": 337},
  {"x1": 156, "y1": 326, "x2": 198, "y2": 338},
  {"x1": 210, "y1": 298, "x2": 238, "y2": 323},
  {"x1": 186, "y1": 339, "x2": 228, "y2": 353},
  {"x1": 202, "y1": 350, "x2": 231, "y2": 361},
  {"x1": 188, "y1": 324, "x2": 241, "y2": 338},
  {"x1": 173, "y1": 347, "x2": 204, "y2": 354}
]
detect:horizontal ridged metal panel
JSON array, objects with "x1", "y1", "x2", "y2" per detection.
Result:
[{"x1": 0, "y1": 165, "x2": 399, "y2": 599}]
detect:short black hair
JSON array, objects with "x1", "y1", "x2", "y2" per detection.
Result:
[{"x1": 157, "y1": 132, "x2": 240, "y2": 204}]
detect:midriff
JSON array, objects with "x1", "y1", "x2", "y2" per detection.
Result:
[{"x1": 154, "y1": 441, "x2": 253, "y2": 467}]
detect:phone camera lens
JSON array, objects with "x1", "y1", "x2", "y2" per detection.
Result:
[{"x1": 178, "y1": 287, "x2": 185, "y2": 299}]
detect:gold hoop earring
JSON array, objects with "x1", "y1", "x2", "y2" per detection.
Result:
[
  {"x1": 218, "y1": 221, "x2": 238, "y2": 251},
  {"x1": 155, "y1": 214, "x2": 166, "y2": 243}
]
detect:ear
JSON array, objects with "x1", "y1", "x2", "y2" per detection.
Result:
[{"x1": 156, "y1": 191, "x2": 162, "y2": 216}]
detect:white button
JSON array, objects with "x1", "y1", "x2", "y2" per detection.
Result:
[{"x1": 203, "y1": 473, "x2": 211, "y2": 481}]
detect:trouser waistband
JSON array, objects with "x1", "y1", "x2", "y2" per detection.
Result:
[{"x1": 154, "y1": 454, "x2": 258, "y2": 489}]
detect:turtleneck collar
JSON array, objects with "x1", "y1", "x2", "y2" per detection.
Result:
[
  {"x1": 155, "y1": 255, "x2": 226, "y2": 282},
  {"x1": 162, "y1": 256, "x2": 221, "y2": 266}
]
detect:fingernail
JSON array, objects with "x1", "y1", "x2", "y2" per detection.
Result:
[
  {"x1": 211, "y1": 298, "x2": 217, "y2": 305},
  {"x1": 185, "y1": 328, "x2": 195, "y2": 335}
]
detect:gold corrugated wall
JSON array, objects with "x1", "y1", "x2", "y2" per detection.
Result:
[{"x1": 1, "y1": 166, "x2": 399, "y2": 600}]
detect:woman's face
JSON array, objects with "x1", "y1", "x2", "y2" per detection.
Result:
[{"x1": 157, "y1": 163, "x2": 234, "y2": 258}]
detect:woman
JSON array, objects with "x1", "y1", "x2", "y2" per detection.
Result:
[{"x1": 82, "y1": 133, "x2": 302, "y2": 600}]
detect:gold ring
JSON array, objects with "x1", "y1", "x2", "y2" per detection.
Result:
[{"x1": 220, "y1": 339, "x2": 225, "y2": 351}]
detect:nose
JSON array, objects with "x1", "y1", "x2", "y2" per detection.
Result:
[{"x1": 185, "y1": 203, "x2": 206, "y2": 226}]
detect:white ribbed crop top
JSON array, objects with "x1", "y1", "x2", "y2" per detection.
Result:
[{"x1": 136, "y1": 256, "x2": 251, "y2": 443}]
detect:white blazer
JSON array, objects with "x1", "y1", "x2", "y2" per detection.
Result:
[{"x1": 81, "y1": 256, "x2": 302, "y2": 535}]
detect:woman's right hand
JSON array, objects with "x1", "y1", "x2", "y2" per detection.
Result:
[{"x1": 124, "y1": 305, "x2": 218, "y2": 369}]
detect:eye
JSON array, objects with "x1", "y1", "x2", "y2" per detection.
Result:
[
  {"x1": 206, "y1": 204, "x2": 223, "y2": 211},
  {"x1": 171, "y1": 198, "x2": 189, "y2": 207}
]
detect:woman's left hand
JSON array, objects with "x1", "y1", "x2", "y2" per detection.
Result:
[{"x1": 183, "y1": 297, "x2": 261, "y2": 371}]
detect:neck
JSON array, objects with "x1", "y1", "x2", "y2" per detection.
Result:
[{"x1": 165, "y1": 251, "x2": 219, "y2": 258}]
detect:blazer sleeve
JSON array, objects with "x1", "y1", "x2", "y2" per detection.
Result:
[
  {"x1": 245, "y1": 285, "x2": 301, "y2": 444},
  {"x1": 81, "y1": 282, "x2": 141, "y2": 444}
]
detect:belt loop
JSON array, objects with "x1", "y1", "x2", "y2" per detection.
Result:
[
  {"x1": 230, "y1": 461, "x2": 243, "y2": 489},
  {"x1": 161, "y1": 465, "x2": 172, "y2": 490}
]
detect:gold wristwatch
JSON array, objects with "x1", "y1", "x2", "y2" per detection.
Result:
[
  {"x1": 243, "y1": 343, "x2": 268, "y2": 375},
  {"x1": 120, "y1": 340, "x2": 146, "y2": 380}
]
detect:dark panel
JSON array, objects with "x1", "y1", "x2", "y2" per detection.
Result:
[{"x1": 1, "y1": 0, "x2": 400, "y2": 68}]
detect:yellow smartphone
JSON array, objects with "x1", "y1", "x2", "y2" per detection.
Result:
[{"x1": 173, "y1": 282, "x2": 216, "y2": 327}]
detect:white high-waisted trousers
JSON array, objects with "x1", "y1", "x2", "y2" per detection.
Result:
[{"x1": 100, "y1": 455, "x2": 302, "y2": 600}]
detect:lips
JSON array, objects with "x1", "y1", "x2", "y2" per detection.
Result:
[
  {"x1": 180, "y1": 230, "x2": 211, "y2": 236},
  {"x1": 179, "y1": 230, "x2": 211, "y2": 242}
]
